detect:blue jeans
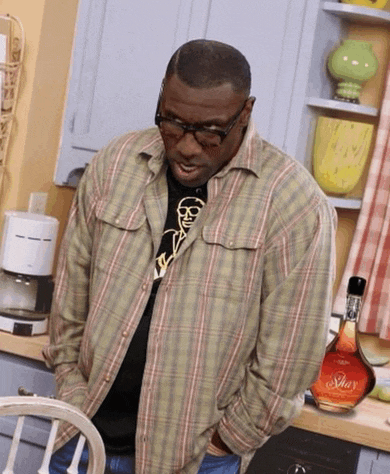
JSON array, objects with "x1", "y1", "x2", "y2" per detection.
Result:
[{"x1": 49, "y1": 436, "x2": 241, "y2": 474}]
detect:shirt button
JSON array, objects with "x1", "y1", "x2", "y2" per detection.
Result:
[
  {"x1": 122, "y1": 330, "x2": 129, "y2": 337},
  {"x1": 104, "y1": 375, "x2": 111, "y2": 383},
  {"x1": 115, "y1": 218, "x2": 120, "y2": 224},
  {"x1": 229, "y1": 241, "x2": 234, "y2": 247},
  {"x1": 142, "y1": 283, "x2": 147, "y2": 291}
]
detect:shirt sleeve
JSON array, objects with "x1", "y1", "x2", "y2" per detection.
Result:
[
  {"x1": 42, "y1": 151, "x2": 103, "y2": 402},
  {"x1": 217, "y1": 193, "x2": 337, "y2": 455}
]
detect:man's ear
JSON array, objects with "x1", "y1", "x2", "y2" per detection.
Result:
[{"x1": 240, "y1": 96, "x2": 256, "y2": 126}]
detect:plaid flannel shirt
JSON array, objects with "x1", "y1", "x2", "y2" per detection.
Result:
[{"x1": 44, "y1": 121, "x2": 336, "y2": 473}]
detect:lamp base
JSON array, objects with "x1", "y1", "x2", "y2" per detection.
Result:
[{"x1": 335, "y1": 81, "x2": 361, "y2": 103}]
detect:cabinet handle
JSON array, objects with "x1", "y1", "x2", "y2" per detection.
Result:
[
  {"x1": 18, "y1": 386, "x2": 37, "y2": 397},
  {"x1": 18, "y1": 386, "x2": 55, "y2": 398}
]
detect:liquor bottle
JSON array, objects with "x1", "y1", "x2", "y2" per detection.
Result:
[{"x1": 310, "y1": 276, "x2": 376, "y2": 413}]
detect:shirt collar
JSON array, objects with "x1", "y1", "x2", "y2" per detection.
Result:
[
  {"x1": 136, "y1": 128, "x2": 166, "y2": 176},
  {"x1": 216, "y1": 118, "x2": 263, "y2": 179}
]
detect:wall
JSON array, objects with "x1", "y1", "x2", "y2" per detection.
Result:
[{"x1": 0, "y1": 0, "x2": 79, "y2": 261}]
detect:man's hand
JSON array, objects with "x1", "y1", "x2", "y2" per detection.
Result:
[{"x1": 208, "y1": 430, "x2": 233, "y2": 456}]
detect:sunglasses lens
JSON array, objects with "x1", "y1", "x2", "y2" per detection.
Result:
[{"x1": 158, "y1": 119, "x2": 222, "y2": 147}]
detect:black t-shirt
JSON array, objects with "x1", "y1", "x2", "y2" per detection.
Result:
[{"x1": 92, "y1": 167, "x2": 207, "y2": 454}]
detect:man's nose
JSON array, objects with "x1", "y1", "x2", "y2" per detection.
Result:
[{"x1": 175, "y1": 132, "x2": 203, "y2": 156}]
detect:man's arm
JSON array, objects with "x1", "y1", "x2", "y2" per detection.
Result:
[
  {"x1": 215, "y1": 195, "x2": 336, "y2": 455},
  {"x1": 43, "y1": 155, "x2": 101, "y2": 406}
]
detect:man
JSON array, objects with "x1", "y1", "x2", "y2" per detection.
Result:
[{"x1": 45, "y1": 39, "x2": 336, "y2": 474}]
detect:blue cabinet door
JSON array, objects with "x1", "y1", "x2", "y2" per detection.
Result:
[
  {"x1": 0, "y1": 352, "x2": 55, "y2": 474},
  {"x1": 205, "y1": 0, "x2": 308, "y2": 151},
  {"x1": 55, "y1": 0, "x2": 210, "y2": 186}
]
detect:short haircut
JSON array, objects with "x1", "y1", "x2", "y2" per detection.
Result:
[{"x1": 165, "y1": 39, "x2": 251, "y2": 96}]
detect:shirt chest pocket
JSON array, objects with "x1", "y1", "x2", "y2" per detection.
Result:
[
  {"x1": 94, "y1": 202, "x2": 148, "y2": 269},
  {"x1": 200, "y1": 225, "x2": 263, "y2": 296}
]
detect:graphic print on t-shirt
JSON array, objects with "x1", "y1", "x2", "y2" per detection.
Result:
[{"x1": 154, "y1": 196, "x2": 206, "y2": 279}]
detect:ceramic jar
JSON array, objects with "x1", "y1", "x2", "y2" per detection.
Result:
[{"x1": 312, "y1": 117, "x2": 374, "y2": 195}]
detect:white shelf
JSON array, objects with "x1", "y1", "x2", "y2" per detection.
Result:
[
  {"x1": 307, "y1": 4, "x2": 387, "y2": 213},
  {"x1": 323, "y1": 2, "x2": 390, "y2": 24},
  {"x1": 328, "y1": 196, "x2": 362, "y2": 209},
  {"x1": 306, "y1": 97, "x2": 378, "y2": 116}
]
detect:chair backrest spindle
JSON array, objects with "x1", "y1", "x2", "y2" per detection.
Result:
[
  {"x1": 37, "y1": 418, "x2": 59, "y2": 474},
  {"x1": 66, "y1": 434, "x2": 87, "y2": 474},
  {"x1": 2, "y1": 415, "x2": 25, "y2": 474}
]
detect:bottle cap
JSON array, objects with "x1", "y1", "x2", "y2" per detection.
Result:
[{"x1": 347, "y1": 276, "x2": 366, "y2": 296}]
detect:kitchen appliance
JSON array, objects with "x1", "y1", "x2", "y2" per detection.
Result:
[{"x1": 0, "y1": 211, "x2": 59, "y2": 336}]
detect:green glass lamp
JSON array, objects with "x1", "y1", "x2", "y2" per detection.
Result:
[{"x1": 328, "y1": 39, "x2": 378, "y2": 104}]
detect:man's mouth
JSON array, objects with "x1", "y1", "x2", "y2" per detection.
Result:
[
  {"x1": 169, "y1": 160, "x2": 206, "y2": 186},
  {"x1": 178, "y1": 162, "x2": 198, "y2": 172},
  {"x1": 176, "y1": 162, "x2": 200, "y2": 176}
]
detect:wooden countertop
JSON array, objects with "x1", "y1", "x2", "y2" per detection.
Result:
[
  {"x1": 293, "y1": 398, "x2": 390, "y2": 452},
  {"x1": 0, "y1": 331, "x2": 48, "y2": 362},
  {"x1": 1, "y1": 331, "x2": 390, "y2": 453},
  {"x1": 294, "y1": 396, "x2": 390, "y2": 452}
]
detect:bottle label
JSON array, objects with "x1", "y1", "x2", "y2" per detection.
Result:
[
  {"x1": 311, "y1": 352, "x2": 371, "y2": 407},
  {"x1": 325, "y1": 371, "x2": 357, "y2": 392},
  {"x1": 345, "y1": 295, "x2": 361, "y2": 321}
]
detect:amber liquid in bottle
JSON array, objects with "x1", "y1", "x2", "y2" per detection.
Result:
[{"x1": 310, "y1": 277, "x2": 376, "y2": 413}]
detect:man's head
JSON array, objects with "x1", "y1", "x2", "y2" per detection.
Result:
[
  {"x1": 155, "y1": 40, "x2": 255, "y2": 188},
  {"x1": 165, "y1": 39, "x2": 251, "y2": 96}
]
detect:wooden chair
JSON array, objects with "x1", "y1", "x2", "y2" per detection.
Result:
[{"x1": 0, "y1": 396, "x2": 105, "y2": 474}]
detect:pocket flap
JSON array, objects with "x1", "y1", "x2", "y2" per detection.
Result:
[
  {"x1": 202, "y1": 225, "x2": 262, "y2": 250},
  {"x1": 96, "y1": 201, "x2": 146, "y2": 231}
]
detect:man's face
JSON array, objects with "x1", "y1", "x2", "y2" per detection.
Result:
[
  {"x1": 177, "y1": 197, "x2": 205, "y2": 230},
  {"x1": 158, "y1": 74, "x2": 253, "y2": 188}
]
